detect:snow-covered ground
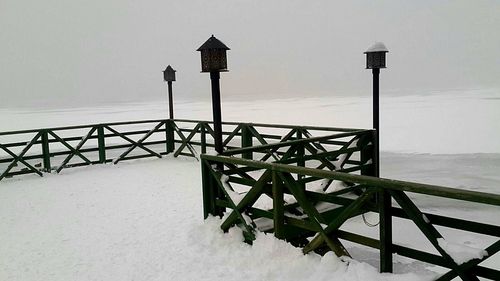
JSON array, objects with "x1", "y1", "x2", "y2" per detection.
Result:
[
  {"x1": 1, "y1": 90, "x2": 499, "y2": 280},
  {"x1": 0, "y1": 157, "x2": 429, "y2": 281}
]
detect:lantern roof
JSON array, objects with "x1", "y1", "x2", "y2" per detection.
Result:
[
  {"x1": 164, "y1": 65, "x2": 176, "y2": 73},
  {"x1": 364, "y1": 42, "x2": 388, "y2": 53},
  {"x1": 197, "y1": 35, "x2": 230, "y2": 51}
]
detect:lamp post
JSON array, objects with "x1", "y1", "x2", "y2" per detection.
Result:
[
  {"x1": 365, "y1": 42, "x2": 391, "y2": 274},
  {"x1": 163, "y1": 65, "x2": 176, "y2": 119},
  {"x1": 197, "y1": 35, "x2": 230, "y2": 155},
  {"x1": 364, "y1": 42, "x2": 388, "y2": 177}
]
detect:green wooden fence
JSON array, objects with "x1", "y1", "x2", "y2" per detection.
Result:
[
  {"x1": 2, "y1": 118, "x2": 499, "y2": 280},
  {"x1": 0, "y1": 119, "x2": 365, "y2": 180},
  {"x1": 201, "y1": 139, "x2": 500, "y2": 280}
]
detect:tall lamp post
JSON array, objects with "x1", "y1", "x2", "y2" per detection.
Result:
[
  {"x1": 365, "y1": 42, "x2": 391, "y2": 273},
  {"x1": 197, "y1": 35, "x2": 230, "y2": 155},
  {"x1": 364, "y1": 42, "x2": 388, "y2": 177},
  {"x1": 163, "y1": 65, "x2": 176, "y2": 119}
]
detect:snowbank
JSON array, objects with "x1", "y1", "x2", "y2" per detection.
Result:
[{"x1": 0, "y1": 157, "x2": 429, "y2": 281}]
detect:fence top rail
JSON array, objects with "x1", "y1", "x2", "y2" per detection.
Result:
[
  {"x1": 0, "y1": 119, "x2": 368, "y2": 137},
  {"x1": 201, "y1": 154, "x2": 500, "y2": 206},
  {"x1": 222, "y1": 130, "x2": 371, "y2": 156},
  {"x1": 172, "y1": 118, "x2": 365, "y2": 132},
  {"x1": 0, "y1": 119, "x2": 169, "y2": 136}
]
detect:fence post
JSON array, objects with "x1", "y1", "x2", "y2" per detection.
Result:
[
  {"x1": 201, "y1": 159, "x2": 214, "y2": 218},
  {"x1": 201, "y1": 122, "x2": 207, "y2": 154},
  {"x1": 97, "y1": 126, "x2": 106, "y2": 163},
  {"x1": 41, "y1": 130, "x2": 51, "y2": 172},
  {"x1": 296, "y1": 129, "x2": 305, "y2": 188},
  {"x1": 360, "y1": 131, "x2": 377, "y2": 177},
  {"x1": 272, "y1": 170, "x2": 285, "y2": 239},
  {"x1": 379, "y1": 189, "x2": 393, "y2": 273},
  {"x1": 166, "y1": 119, "x2": 175, "y2": 154},
  {"x1": 241, "y1": 124, "x2": 253, "y2": 159}
]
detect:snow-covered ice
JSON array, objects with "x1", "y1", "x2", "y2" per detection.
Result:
[{"x1": 1, "y1": 90, "x2": 499, "y2": 280}]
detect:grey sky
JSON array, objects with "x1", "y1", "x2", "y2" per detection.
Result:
[{"x1": 1, "y1": 0, "x2": 499, "y2": 108}]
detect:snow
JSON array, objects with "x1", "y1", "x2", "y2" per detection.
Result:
[
  {"x1": 0, "y1": 157, "x2": 427, "y2": 281},
  {"x1": 365, "y1": 42, "x2": 389, "y2": 53},
  {"x1": 437, "y1": 238, "x2": 488, "y2": 265},
  {"x1": 1, "y1": 89, "x2": 500, "y2": 154},
  {"x1": 1, "y1": 90, "x2": 499, "y2": 280}
]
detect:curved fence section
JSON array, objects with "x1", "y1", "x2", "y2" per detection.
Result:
[{"x1": 0, "y1": 119, "x2": 367, "y2": 181}]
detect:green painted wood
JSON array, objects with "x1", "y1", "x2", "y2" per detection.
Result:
[
  {"x1": 240, "y1": 124, "x2": 253, "y2": 160},
  {"x1": 222, "y1": 124, "x2": 242, "y2": 147},
  {"x1": 200, "y1": 122, "x2": 207, "y2": 154},
  {"x1": 97, "y1": 126, "x2": 106, "y2": 163},
  {"x1": 105, "y1": 125, "x2": 162, "y2": 161},
  {"x1": 303, "y1": 189, "x2": 375, "y2": 254},
  {"x1": 56, "y1": 128, "x2": 96, "y2": 173},
  {"x1": 278, "y1": 171, "x2": 350, "y2": 257},
  {"x1": 206, "y1": 166, "x2": 256, "y2": 240},
  {"x1": 220, "y1": 170, "x2": 272, "y2": 231},
  {"x1": 202, "y1": 154, "x2": 500, "y2": 206},
  {"x1": 172, "y1": 123, "x2": 199, "y2": 159},
  {"x1": 390, "y1": 190, "x2": 479, "y2": 281},
  {"x1": 436, "y1": 240, "x2": 500, "y2": 281},
  {"x1": 0, "y1": 141, "x2": 43, "y2": 178},
  {"x1": 41, "y1": 130, "x2": 51, "y2": 172},
  {"x1": 48, "y1": 131, "x2": 92, "y2": 164},
  {"x1": 379, "y1": 189, "x2": 393, "y2": 273},
  {"x1": 0, "y1": 132, "x2": 42, "y2": 180},
  {"x1": 272, "y1": 170, "x2": 285, "y2": 239},
  {"x1": 114, "y1": 121, "x2": 165, "y2": 164},
  {"x1": 166, "y1": 120, "x2": 175, "y2": 153}
]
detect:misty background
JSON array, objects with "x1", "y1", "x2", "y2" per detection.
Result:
[{"x1": 1, "y1": 0, "x2": 499, "y2": 108}]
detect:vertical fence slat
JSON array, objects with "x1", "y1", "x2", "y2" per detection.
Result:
[
  {"x1": 201, "y1": 122, "x2": 207, "y2": 154},
  {"x1": 97, "y1": 126, "x2": 106, "y2": 163},
  {"x1": 272, "y1": 170, "x2": 285, "y2": 239},
  {"x1": 379, "y1": 189, "x2": 393, "y2": 273},
  {"x1": 241, "y1": 124, "x2": 253, "y2": 160},
  {"x1": 41, "y1": 130, "x2": 51, "y2": 172},
  {"x1": 166, "y1": 119, "x2": 175, "y2": 154}
]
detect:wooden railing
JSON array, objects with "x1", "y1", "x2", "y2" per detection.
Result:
[
  {"x1": 3, "y1": 118, "x2": 499, "y2": 280},
  {"x1": 201, "y1": 145, "x2": 500, "y2": 280},
  {"x1": 0, "y1": 119, "x2": 368, "y2": 180}
]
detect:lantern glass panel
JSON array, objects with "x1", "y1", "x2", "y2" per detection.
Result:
[
  {"x1": 201, "y1": 49, "x2": 227, "y2": 72},
  {"x1": 366, "y1": 52, "x2": 386, "y2": 69}
]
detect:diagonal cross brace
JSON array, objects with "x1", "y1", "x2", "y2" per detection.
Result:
[
  {"x1": 222, "y1": 124, "x2": 242, "y2": 147},
  {"x1": 0, "y1": 137, "x2": 43, "y2": 179},
  {"x1": 56, "y1": 128, "x2": 97, "y2": 173},
  {"x1": 220, "y1": 170, "x2": 272, "y2": 231},
  {"x1": 301, "y1": 186, "x2": 376, "y2": 255},
  {"x1": 278, "y1": 171, "x2": 351, "y2": 257},
  {"x1": 205, "y1": 165, "x2": 256, "y2": 240},
  {"x1": 114, "y1": 122, "x2": 165, "y2": 164},
  {"x1": 436, "y1": 240, "x2": 500, "y2": 281},
  {"x1": 49, "y1": 131, "x2": 92, "y2": 164},
  {"x1": 173, "y1": 123, "x2": 199, "y2": 160},
  {"x1": 390, "y1": 190, "x2": 480, "y2": 281},
  {"x1": 105, "y1": 125, "x2": 162, "y2": 163}
]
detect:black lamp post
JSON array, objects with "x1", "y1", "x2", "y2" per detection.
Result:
[
  {"x1": 197, "y1": 35, "x2": 230, "y2": 154},
  {"x1": 365, "y1": 42, "x2": 391, "y2": 274},
  {"x1": 364, "y1": 42, "x2": 388, "y2": 177},
  {"x1": 163, "y1": 65, "x2": 176, "y2": 119}
]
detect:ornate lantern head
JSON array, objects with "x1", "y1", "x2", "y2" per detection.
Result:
[
  {"x1": 364, "y1": 42, "x2": 389, "y2": 69},
  {"x1": 196, "y1": 35, "x2": 230, "y2": 72},
  {"x1": 163, "y1": 65, "x2": 176, "y2": 82}
]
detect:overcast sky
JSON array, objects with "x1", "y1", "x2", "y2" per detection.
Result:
[{"x1": 1, "y1": 0, "x2": 499, "y2": 108}]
